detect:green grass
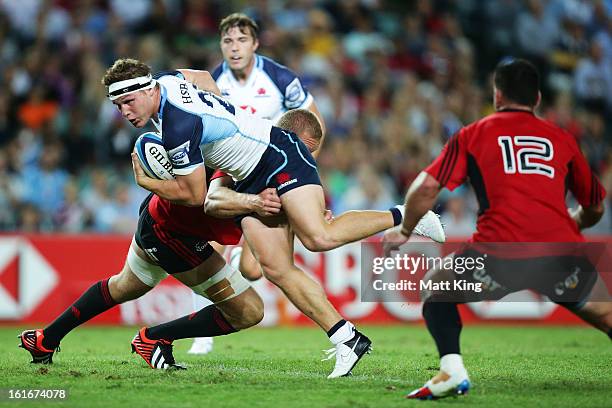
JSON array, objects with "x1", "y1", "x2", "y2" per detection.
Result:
[{"x1": 1, "y1": 325, "x2": 610, "y2": 407}]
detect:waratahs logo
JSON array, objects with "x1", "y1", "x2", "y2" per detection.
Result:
[
  {"x1": 276, "y1": 172, "x2": 290, "y2": 184},
  {"x1": 276, "y1": 172, "x2": 297, "y2": 190}
]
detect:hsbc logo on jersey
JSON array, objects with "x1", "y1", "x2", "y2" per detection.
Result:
[
  {"x1": 276, "y1": 172, "x2": 297, "y2": 190},
  {"x1": 168, "y1": 141, "x2": 191, "y2": 166}
]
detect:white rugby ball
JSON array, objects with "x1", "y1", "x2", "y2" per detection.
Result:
[{"x1": 134, "y1": 132, "x2": 175, "y2": 180}]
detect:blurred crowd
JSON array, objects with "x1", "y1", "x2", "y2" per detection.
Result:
[{"x1": 0, "y1": 0, "x2": 610, "y2": 235}]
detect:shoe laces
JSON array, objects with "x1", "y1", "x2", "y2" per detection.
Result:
[{"x1": 321, "y1": 347, "x2": 337, "y2": 362}]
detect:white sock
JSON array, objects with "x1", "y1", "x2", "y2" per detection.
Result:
[
  {"x1": 329, "y1": 321, "x2": 355, "y2": 345},
  {"x1": 440, "y1": 354, "x2": 467, "y2": 377}
]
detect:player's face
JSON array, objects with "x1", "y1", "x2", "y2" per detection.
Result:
[
  {"x1": 220, "y1": 26, "x2": 259, "y2": 73},
  {"x1": 113, "y1": 90, "x2": 155, "y2": 128}
]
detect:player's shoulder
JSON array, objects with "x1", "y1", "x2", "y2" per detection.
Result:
[
  {"x1": 211, "y1": 62, "x2": 226, "y2": 81},
  {"x1": 153, "y1": 70, "x2": 185, "y2": 83},
  {"x1": 156, "y1": 73, "x2": 202, "y2": 113},
  {"x1": 258, "y1": 54, "x2": 300, "y2": 88}
]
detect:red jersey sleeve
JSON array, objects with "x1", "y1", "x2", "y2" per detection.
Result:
[
  {"x1": 424, "y1": 129, "x2": 468, "y2": 191},
  {"x1": 567, "y1": 139, "x2": 606, "y2": 207},
  {"x1": 210, "y1": 169, "x2": 229, "y2": 181}
]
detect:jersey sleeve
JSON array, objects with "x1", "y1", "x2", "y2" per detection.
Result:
[
  {"x1": 567, "y1": 139, "x2": 606, "y2": 207},
  {"x1": 162, "y1": 105, "x2": 204, "y2": 176},
  {"x1": 424, "y1": 129, "x2": 468, "y2": 190},
  {"x1": 262, "y1": 57, "x2": 312, "y2": 110}
]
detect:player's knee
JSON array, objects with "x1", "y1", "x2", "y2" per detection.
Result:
[
  {"x1": 593, "y1": 302, "x2": 612, "y2": 331},
  {"x1": 108, "y1": 267, "x2": 147, "y2": 303},
  {"x1": 241, "y1": 263, "x2": 263, "y2": 281},
  {"x1": 300, "y1": 233, "x2": 334, "y2": 252},
  {"x1": 257, "y1": 256, "x2": 291, "y2": 283},
  {"x1": 231, "y1": 290, "x2": 264, "y2": 329}
]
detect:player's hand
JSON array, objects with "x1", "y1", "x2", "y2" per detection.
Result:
[
  {"x1": 131, "y1": 152, "x2": 153, "y2": 189},
  {"x1": 253, "y1": 188, "x2": 282, "y2": 217},
  {"x1": 382, "y1": 226, "x2": 409, "y2": 256}
]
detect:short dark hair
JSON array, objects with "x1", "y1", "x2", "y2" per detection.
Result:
[
  {"x1": 219, "y1": 13, "x2": 259, "y2": 39},
  {"x1": 493, "y1": 58, "x2": 540, "y2": 107},
  {"x1": 102, "y1": 58, "x2": 151, "y2": 87},
  {"x1": 276, "y1": 109, "x2": 322, "y2": 143}
]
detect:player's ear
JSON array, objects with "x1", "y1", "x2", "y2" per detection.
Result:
[
  {"x1": 253, "y1": 37, "x2": 259, "y2": 51},
  {"x1": 493, "y1": 87, "x2": 503, "y2": 110},
  {"x1": 535, "y1": 91, "x2": 542, "y2": 110}
]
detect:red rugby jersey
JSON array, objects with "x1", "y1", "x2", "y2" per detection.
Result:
[
  {"x1": 424, "y1": 110, "x2": 606, "y2": 242},
  {"x1": 147, "y1": 170, "x2": 242, "y2": 245}
]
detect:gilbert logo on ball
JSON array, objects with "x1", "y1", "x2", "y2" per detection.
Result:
[{"x1": 134, "y1": 132, "x2": 175, "y2": 180}]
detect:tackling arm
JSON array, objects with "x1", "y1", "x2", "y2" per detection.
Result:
[{"x1": 204, "y1": 176, "x2": 281, "y2": 218}]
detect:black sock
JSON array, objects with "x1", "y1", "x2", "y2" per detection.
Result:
[
  {"x1": 422, "y1": 301, "x2": 462, "y2": 357},
  {"x1": 43, "y1": 279, "x2": 117, "y2": 349},
  {"x1": 326, "y1": 319, "x2": 347, "y2": 338},
  {"x1": 146, "y1": 305, "x2": 236, "y2": 341},
  {"x1": 389, "y1": 207, "x2": 403, "y2": 226}
]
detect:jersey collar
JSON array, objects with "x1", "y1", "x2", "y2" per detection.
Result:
[
  {"x1": 497, "y1": 108, "x2": 534, "y2": 115},
  {"x1": 227, "y1": 54, "x2": 262, "y2": 89},
  {"x1": 151, "y1": 83, "x2": 167, "y2": 132}
]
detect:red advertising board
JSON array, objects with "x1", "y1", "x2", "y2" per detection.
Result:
[{"x1": 0, "y1": 234, "x2": 607, "y2": 326}]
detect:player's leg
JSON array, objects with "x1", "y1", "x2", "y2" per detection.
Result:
[
  {"x1": 562, "y1": 274, "x2": 612, "y2": 339},
  {"x1": 407, "y1": 261, "x2": 471, "y2": 400},
  {"x1": 281, "y1": 184, "x2": 400, "y2": 252},
  {"x1": 188, "y1": 242, "x2": 226, "y2": 355},
  {"x1": 130, "y1": 247, "x2": 263, "y2": 370},
  {"x1": 19, "y1": 239, "x2": 163, "y2": 363},
  {"x1": 236, "y1": 241, "x2": 263, "y2": 281},
  {"x1": 241, "y1": 215, "x2": 371, "y2": 378}
]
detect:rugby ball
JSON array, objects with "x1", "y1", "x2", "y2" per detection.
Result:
[{"x1": 134, "y1": 132, "x2": 175, "y2": 180}]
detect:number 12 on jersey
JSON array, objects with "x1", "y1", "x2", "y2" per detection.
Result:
[{"x1": 497, "y1": 136, "x2": 555, "y2": 178}]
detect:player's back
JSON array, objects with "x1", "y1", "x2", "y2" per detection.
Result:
[
  {"x1": 153, "y1": 73, "x2": 274, "y2": 181},
  {"x1": 446, "y1": 110, "x2": 604, "y2": 242}
]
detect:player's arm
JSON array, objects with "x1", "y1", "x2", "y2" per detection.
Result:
[
  {"x1": 383, "y1": 131, "x2": 466, "y2": 253},
  {"x1": 131, "y1": 153, "x2": 206, "y2": 206},
  {"x1": 566, "y1": 136, "x2": 607, "y2": 230},
  {"x1": 204, "y1": 174, "x2": 281, "y2": 218},
  {"x1": 177, "y1": 69, "x2": 222, "y2": 96},
  {"x1": 305, "y1": 100, "x2": 326, "y2": 160},
  {"x1": 399, "y1": 172, "x2": 441, "y2": 236},
  {"x1": 569, "y1": 203, "x2": 605, "y2": 230}
]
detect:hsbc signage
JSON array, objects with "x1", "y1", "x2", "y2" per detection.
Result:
[
  {"x1": 0, "y1": 238, "x2": 58, "y2": 319},
  {"x1": 0, "y1": 235, "x2": 590, "y2": 325}
]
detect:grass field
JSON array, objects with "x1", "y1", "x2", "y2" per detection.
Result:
[{"x1": 1, "y1": 325, "x2": 611, "y2": 407}]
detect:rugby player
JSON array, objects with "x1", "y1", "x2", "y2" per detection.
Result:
[
  {"x1": 382, "y1": 59, "x2": 612, "y2": 399},
  {"x1": 104, "y1": 58, "x2": 444, "y2": 377},
  {"x1": 182, "y1": 13, "x2": 326, "y2": 354},
  {"x1": 17, "y1": 109, "x2": 313, "y2": 370}
]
